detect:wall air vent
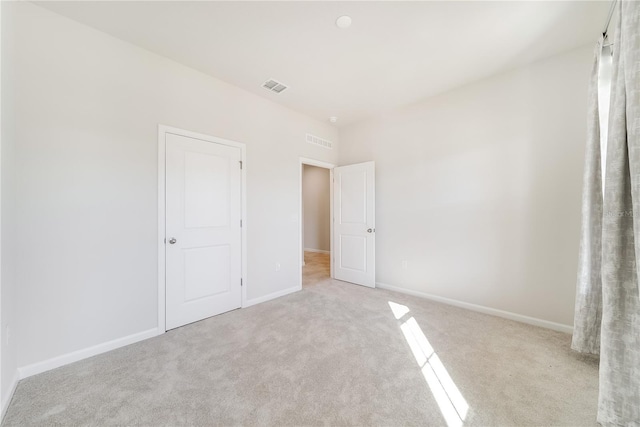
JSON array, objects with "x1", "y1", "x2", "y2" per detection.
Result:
[
  {"x1": 306, "y1": 133, "x2": 333, "y2": 150},
  {"x1": 262, "y1": 79, "x2": 288, "y2": 94}
]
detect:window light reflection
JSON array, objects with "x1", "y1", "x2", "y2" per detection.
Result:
[{"x1": 388, "y1": 301, "x2": 469, "y2": 427}]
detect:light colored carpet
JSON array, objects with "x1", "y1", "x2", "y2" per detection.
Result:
[{"x1": 2, "y1": 252, "x2": 599, "y2": 426}]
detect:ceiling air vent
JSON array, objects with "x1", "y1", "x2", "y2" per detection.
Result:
[
  {"x1": 262, "y1": 79, "x2": 288, "y2": 94},
  {"x1": 306, "y1": 133, "x2": 333, "y2": 150}
]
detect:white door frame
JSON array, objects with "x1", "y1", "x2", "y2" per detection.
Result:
[
  {"x1": 158, "y1": 125, "x2": 247, "y2": 333},
  {"x1": 299, "y1": 157, "x2": 336, "y2": 287}
]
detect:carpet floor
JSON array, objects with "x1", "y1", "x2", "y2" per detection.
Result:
[{"x1": 2, "y1": 252, "x2": 599, "y2": 426}]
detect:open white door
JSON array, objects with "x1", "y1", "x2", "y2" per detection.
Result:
[
  {"x1": 165, "y1": 132, "x2": 242, "y2": 330},
  {"x1": 333, "y1": 161, "x2": 375, "y2": 287}
]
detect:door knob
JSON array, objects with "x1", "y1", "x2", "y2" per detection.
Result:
[
  {"x1": 367, "y1": 228, "x2": 374, "y2": 233},
  {"x1": 168, "y1": 238, "x2": 177, "y2": 244}
]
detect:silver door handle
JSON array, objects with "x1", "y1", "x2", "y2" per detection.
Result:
[
  {"x1": 367, "y1": 228, "x2": 374, "y2": 233},
  {"x1": 168, "y1": 238, "x2": 177, "y2": 244}
]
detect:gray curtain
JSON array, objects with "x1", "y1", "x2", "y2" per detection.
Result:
[
  {"x1": 599, "y1": 1, "x2": 640, "y2": 425},
  {"x1": 572, "y1": 39, "x2": 603, "y2": 356},
  {"x1": 574, "y1": 1, "x2": 640, "y2": 425}
]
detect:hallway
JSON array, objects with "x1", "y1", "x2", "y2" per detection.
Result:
[{"x1": 302, "y1": 251, "x2": 330, "y2": 288}]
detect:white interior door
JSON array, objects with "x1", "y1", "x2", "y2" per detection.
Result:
[
  {"x1": 165, "y1": 132, "x2": 242, "y2": 330},
  {"x1": 333, "y1": 161, "x2": 375, "y2": 287}
]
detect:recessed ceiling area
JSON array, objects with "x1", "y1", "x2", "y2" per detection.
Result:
[{"x1": 34, "y1": 1, "x2": 610, "y2": 127}]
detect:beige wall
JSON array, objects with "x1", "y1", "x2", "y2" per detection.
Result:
[
  {"x1": 339, "y1": 46, "x2": 592, "y2": 327},
  {"x1": 303, "y1": 165, "x2": 330, "y2": 252}
]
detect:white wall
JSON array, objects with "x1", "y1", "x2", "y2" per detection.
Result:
[
  {"x1": 339, "y1": 46, "x2": 591, "y2": 327},
  {"x1": 303, "y1": 165, "x2": 330, "y2": 252},
  {"x1": 1, "y1": 0, "x2": 594, "y2": 385},
  {"x1": 3, "y1": 2, "x2": 338, "y2": 370},
  {"x1": 1, "y1": 1, "x2": 18, "y2": 414}
]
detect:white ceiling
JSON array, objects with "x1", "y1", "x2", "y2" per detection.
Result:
[{"x1": 35, "y1": 1, "x2": 610, "y2": 127}]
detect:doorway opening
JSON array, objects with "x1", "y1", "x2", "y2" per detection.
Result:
[
  {"x1": 298, "y1": 158, "x2": 376, "y2": 289},
  {"x1": 299, "y1": 158, "x2": 335, "y2": 288}
]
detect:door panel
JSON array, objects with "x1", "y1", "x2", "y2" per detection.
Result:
[
  {"x1": 183, "y1": 245, "x2": 230, "y2": 301},
  {"x1": 184, "y1": 152, "x2": 229, "y2": 228},
  {"x1": 340, "y1": 170, "x2": 367, "y2": 223},
  {"x1": 333, "y1": 162, "x2": 375, "y2": 287},
  {"x1": 340, "y1": 235, "x2": 367, "y2": 271},
  {"x1": 165, "y1": 132, "x2": 242, "y2": 330}
]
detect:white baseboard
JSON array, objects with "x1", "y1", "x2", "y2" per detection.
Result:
[
  {"x1": 243, "y1": 285, "x2": 302, "y2": 308},
  {"x1": 376, "y1": 282, "x2": 573, "y2": 334},
  {"x1": 18, "y1": 327, "x2": 161, "y2": 379},
  {"x1": 1, "y1": 370, "x2": 19, "y2": 421},
  {"x1": 304, "y1": 248, "x2": 330, "y2": 254},
  {"x1": 15, "y1": 284, "x2": 304, "y2": 381}
]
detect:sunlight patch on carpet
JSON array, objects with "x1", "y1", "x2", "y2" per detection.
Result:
[{"x1": 389, "y1": 301, "x2": 469, "y2": 427}]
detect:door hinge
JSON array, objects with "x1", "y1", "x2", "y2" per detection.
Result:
[
  {"x1": 239, "y1": 160, "x2": 243, "y2": 169},
  {"x1": 241, "y1": 278, "x2": 243, "y2": 287},
  {"x1": 240, "y1": 219, "x2": 243, "y2": 228}
]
